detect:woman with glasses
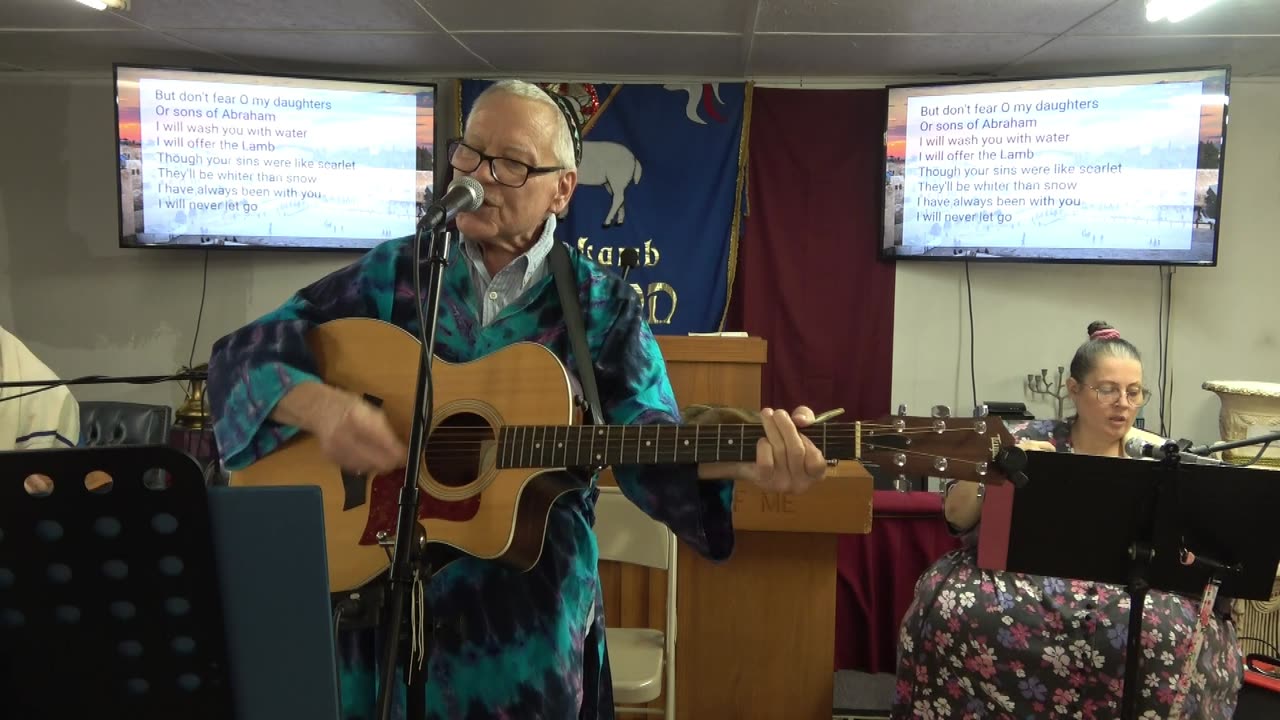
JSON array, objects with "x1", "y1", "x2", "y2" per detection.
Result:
[{"x1": 892, "y1": 321, "x2": 1242, "y2": 719}]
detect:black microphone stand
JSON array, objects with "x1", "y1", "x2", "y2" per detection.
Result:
[
  {"x1": 1116, "y1": 434, "x2": 1259, "y2": 720},
  {"x1": 0, "y1": 371, "x2": 207, "y2": 392},
  {"x1": 1187, "y1": 429, "x2": 1280, "y2": 461},
  {"x1": 0, "y1": 371, "x2": 210, "y2": 411},
  {"x1": 375, "y1": 217, "x2": 451, "y2": 720}
]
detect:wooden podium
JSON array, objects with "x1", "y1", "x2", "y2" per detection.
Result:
[{"x1": 598, "y1": 335, "x2": 873, "y2": 720}]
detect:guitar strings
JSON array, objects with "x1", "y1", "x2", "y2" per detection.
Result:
[
  {"x1": 409, "y1": 434, "x2": 999, "y2": 471},
  {"x1": 411, "y1": 424, "x2": 997, "y2": 438},
  {"x1": 423, "y1": 421, "x2": 964, "y2": 427},
  {"x1": 395, "y1": 426, "x2": 1000, "y2": 447},
  {"x1": 404, "y1": 424, "x2": 1008, "y2": 472},
  {"x1": 413, "y1": 447, "x2": 993, "y2": 473}
]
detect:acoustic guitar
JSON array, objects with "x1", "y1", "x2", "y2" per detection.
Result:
[{"x1": 229, "y1": 318, "x2": 1025, "y2": 592}]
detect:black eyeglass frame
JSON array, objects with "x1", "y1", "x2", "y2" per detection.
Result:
[{"x1": 447, "y1": 139, "x2": 563, "y2": 188}]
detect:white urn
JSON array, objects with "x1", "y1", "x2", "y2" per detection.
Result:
[{"x1": 1201, "y1": 380, "x2": 1280, "y2": 469}]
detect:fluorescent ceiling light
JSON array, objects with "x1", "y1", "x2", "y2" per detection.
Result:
[
  {"x1": 1146, "y1": 0, "x2": 1221, "y2": 22},
  {"x1": 74, "y1": 0, "x2": 129, "y2": 10}
]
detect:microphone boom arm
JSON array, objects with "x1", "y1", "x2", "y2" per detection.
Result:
[{"x1": 0, "y1": 372, "x2": 207, "y2": 390}]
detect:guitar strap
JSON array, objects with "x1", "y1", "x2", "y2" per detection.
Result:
[{"x1": 549, "y1": 241, "x2": 605, "y2": 428}]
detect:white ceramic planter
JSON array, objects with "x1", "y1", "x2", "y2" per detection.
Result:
[{"x1": 1202, "y1": 380, "x2": 1280, "y2": 470}]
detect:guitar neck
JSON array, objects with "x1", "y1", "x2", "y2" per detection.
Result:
[{"x1": 495, "y1": 423, "x2": 859, "y2": 469}]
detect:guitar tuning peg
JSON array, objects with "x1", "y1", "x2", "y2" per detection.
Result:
[
  {"x1": 897, "y1": 403, "x2": 908, "y2": 417},
  {"x1": 931, "y1": 405, "x2": 951, "y2": 418},
  {"x1": 973, "y1": 404, "x2": 989, "y2": 418}
]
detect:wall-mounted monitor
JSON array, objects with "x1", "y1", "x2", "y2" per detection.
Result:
[
  {"x1": 881, "y1": 67, "x2": 1229, "y2": 266},
  {"x1": 114, "y1": 64, "x2": 437, "y2": 251}
]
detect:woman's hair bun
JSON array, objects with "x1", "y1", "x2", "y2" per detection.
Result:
[{"x1": 1087, "y1": 320, "x2": 1114, "y2": 338}]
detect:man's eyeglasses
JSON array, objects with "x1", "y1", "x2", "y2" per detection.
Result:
[
  {"x1": 1086, "y1": 383, "x2": 1153, "y2": 407},
  {"x1": 447, "y1": 139, "x2": 562, "y2": 188}
]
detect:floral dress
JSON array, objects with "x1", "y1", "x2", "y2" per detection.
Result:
[{"x1": 892, "y1": 419, "x2": 1242, "y2": 719}]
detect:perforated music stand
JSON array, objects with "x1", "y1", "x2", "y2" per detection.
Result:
[
  {"x1": 0, "y1": 444, "x2": 234, "y2": 720},
  {"x1": 979, "y1": 451, "x2": 1280, "y2": 720}
]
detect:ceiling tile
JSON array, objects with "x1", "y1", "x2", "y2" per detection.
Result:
[
  {"x1": 749, "y1": 33, "x2": 1054, "y2": 77},
  {"x1": 459, "y1": 32, "x2": 745, "y2": 77},
  {"x1": 1004, "y1": 35, "x2": 1280, "y2": 77},
  {"x1": 125, "y1": 0, "x2": 439, "y2": 31},
  {"x1": 0, "y1": 30, "x2": 245, "y2": 73},
  {"x1": 168, "y1": 30, "x2": 484, "y2": 74},
  {"x1": 1071, "y1": 0, "x2": 1280, "y2": 36},
  {"x1": 0, "y1": 0, "x2": 137, "y2": 30},
  {"x1": 167, "y1": 29, "x2": 486, "y2": 74},
  {"x1": 422, "y1": 0, "x2": 746, "y2": 33},
  {"x1": 755, "y1": 0, "x2": 1113, "y2": 34}
]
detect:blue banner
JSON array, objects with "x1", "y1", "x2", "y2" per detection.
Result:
[{"x1": 459, "y1": 81, "x2": 748, "y2": 334}]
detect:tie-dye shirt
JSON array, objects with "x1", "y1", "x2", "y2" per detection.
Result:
[{"x1": 206, "y1": 232, "x2": 736, "y2": 720}]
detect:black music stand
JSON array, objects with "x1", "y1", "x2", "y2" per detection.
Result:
[
  {"x1": 979, "y1": 451, "x2": 1280, "y2": 720},
  {"x1": 0, "y1": 445, "x2": 234, "y2": 720}
]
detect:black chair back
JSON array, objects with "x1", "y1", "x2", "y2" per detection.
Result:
[{"x1": 80, "y1": 401, "x2": 173, "y2": 447}]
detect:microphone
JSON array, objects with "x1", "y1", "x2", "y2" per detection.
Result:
[
  {"x1": 619, "y1": 248, "x2": 640, "y2": 281},
  {"x1": 418, "y1": 176, "x2": 484, "y2": 232},
  {"x1": 1124, "y1": 436, "x2": 1225, "y2": 465}
]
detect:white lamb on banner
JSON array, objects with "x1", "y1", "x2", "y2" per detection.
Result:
[{"x1": 577, "y1": 140, "x2": 642, "y2": 227}]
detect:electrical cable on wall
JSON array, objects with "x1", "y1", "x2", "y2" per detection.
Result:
[
  {"x1": 186, "y1": 250, "x2": 210, "y2": 377},
  {"x1": 1154, "y1": 267, "x2": 1175, "y2": 435},
  {"x1": 182, "y1": 250, "x2": 210, "y2": 459},
  {"x1": 1156, "y1": 266, "x2": 1165, "y2": 435},
  {"x1": 1154, "y1": 265, "x2": 1175, "y2": 436},
  {"x1": 965, "y1": 262, "x2": 977, "y2": 412},
  {"x1": 1163, "y1": 268, "x2": 1174, "y2": 434}
]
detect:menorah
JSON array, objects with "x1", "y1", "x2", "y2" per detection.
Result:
[{"x1": 1027, "y1": 366, "x2": 1070, "y2": 420}]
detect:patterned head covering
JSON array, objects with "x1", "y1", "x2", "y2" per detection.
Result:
[{"x1": 539, "y1": 88, "x2": 583, "y2": 167}]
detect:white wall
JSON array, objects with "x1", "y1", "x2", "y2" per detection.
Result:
[
  {"x1": 0, "y1": 74, "x2": 459, "y2": 410},
  {"x1": 0, "y1": 76, "x2": 353, "y2": 406},
  {"x1": 1, "y1": 72, "x2": 1275, "y2": 445},
  {"x1": 891, "y1": 79, "x2": 1280, "y2": 445}
]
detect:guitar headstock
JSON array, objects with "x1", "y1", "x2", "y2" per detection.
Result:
[{"x1": 860, "y1": 406, "x2": 1027, "y2": 489}]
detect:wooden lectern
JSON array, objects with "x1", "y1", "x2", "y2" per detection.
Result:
[{"x1": 598, "y1": 335, "x2": 873, "y2": 719}]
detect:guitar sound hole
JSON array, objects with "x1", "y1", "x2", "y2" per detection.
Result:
[{"x1": 425, "y1": 412, "x2": 493, "y2": 488}]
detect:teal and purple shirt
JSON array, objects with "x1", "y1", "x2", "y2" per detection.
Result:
[{"x1": 207, "y1": 229, "x2": 735, "y2": 720}]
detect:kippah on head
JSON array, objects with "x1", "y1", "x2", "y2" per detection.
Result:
[{"x1": 539, "y1": 88, "x2": 583, "y2": 167}]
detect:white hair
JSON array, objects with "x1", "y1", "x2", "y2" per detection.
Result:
[{"x1": 468, "y1": 80, "x2": 578, "y2": 170}]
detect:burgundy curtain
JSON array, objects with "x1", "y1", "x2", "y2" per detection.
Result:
[
  {"x1": 834, "y1": 492, "x2": 960, "y2": 673},
  {"x1": 726, "y1": 88, "x2": 958, "y2": 675},
  {"x1": 724, "y1": 87, "x2": 895, "y2": 414}
]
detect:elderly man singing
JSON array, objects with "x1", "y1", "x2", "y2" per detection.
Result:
[{"x1": 207, "y1": 79, "x2": 829, "y2": 720}]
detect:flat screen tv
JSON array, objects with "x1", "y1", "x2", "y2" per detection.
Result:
[
  {"x1": 114, "y1": 64, "x2": 437, "y2": 251},
  {"x1": 880, "y1": 67, "x2": 1229, "y2": 266}
]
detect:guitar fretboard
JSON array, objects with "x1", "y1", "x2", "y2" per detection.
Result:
[{"x1": 495, "y1": 423, "x2": 859, "y2": 469}]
